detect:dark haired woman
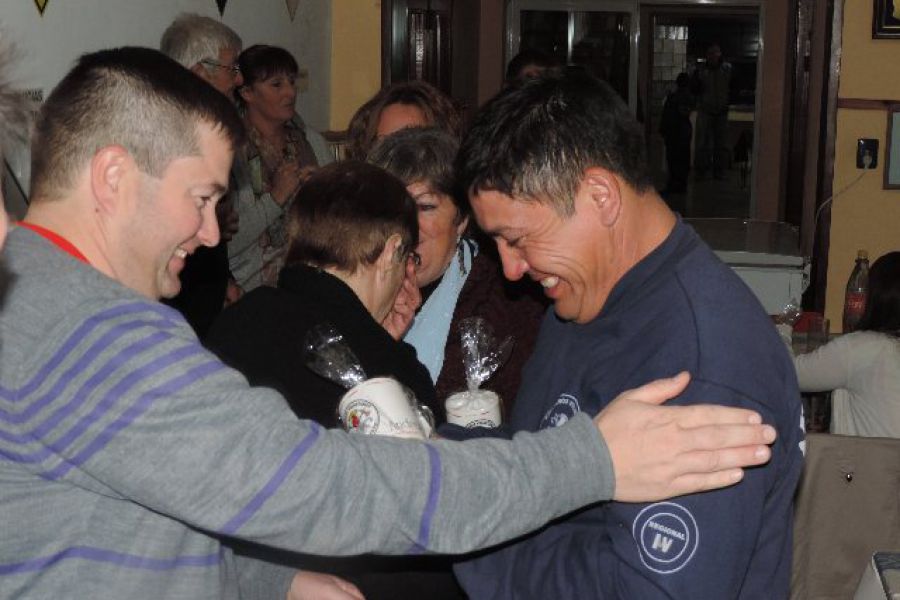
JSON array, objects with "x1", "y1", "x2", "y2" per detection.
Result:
[
  {"x1": 228, "y1": 44, "x2": 333, "y2": 291},
  {"x1": 207, "y1": 161, "x2": 435, "y2": 426},
  {"x1": 794, "y1": 251, "x2": 900, "y2": 437},
  {"x1": 206, "y1": 161, "x2": 462, "y2": 600}
]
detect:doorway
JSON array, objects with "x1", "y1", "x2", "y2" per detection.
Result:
[
  {"x1": 506, "y1": 0, "x2": 639, "y2": 114},
  {"x1": 640, "y1": 6, "x2": 761, "y2": 218}
]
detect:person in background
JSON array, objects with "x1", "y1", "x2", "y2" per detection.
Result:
[
  {"x1": 160, "y1": 13, "x2": 244, "y2": 338},
  {"x1": 368, "y1": 127, "x2": 545, "y2": 411},
  {"x1": 733, "y1": 129, "x2": 752, "y2": 190},
  {"x1": 504, "y1": 47, "x2": 561, "y2": 84},
  {"x1": 0, "y1": 46, "x2": 779, "y2": 600},
  {"x1": 345, "y1": 80, "x2": 462, "y2": 161},
  {"x1": 659, "y1": 72, "x2": 694, "y2": 198},
  {"x1": 452, "y1": 68, "x2": 802, "y2": 599},
  {"x1": 229, "y1": 44, "x2": 333, "y2": 291},
  {"x1": 794, "y1": 251, "x2": 900, "y2": 437},
  {"x1": 691, "y1": 42, "x2": 732, "y2": 180}
]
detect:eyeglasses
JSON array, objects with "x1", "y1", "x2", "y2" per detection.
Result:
[{"x1": 201, "y1": 59, "x2": 241, "y2": 77}]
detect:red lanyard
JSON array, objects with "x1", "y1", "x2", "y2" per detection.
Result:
[{"x1": 17, "y1": 222, "x2": 90, "y2": 264}]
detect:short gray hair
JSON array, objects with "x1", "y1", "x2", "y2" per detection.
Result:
[{"x1": 160, "y1": 13, "x2": 242, "y2": 72}]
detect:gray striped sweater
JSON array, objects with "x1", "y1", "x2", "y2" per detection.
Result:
[{"x1": 0, "y1": 227, "x2": 613, "y2": 599}]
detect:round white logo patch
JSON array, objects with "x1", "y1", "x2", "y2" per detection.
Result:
[
  {"x1": 540, "y1": 394, "x2": 580, "y2": 429},
  {"x1": 632, "y1": 502, "x2": 699, "y2": 575}
]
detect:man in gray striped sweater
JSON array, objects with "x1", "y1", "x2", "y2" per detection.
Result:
[{"x1": 0, "y1": 47, "x2": 776, "y2": 599}]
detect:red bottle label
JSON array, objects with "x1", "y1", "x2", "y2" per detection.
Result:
[{"x1": 845, "y1": 293, "x2": 865, "y2": 314}]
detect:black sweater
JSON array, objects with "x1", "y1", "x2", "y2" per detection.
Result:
[{"x1": 205, "y1": 264, "x2": 439, "y2": 427}]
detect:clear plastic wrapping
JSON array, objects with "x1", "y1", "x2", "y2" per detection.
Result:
[
  {"x1": 445, "y1": 317, "x2": 513, "y2": 428},
  {"x1": 303, "y1": 323, "x2": 433, "y2": 438},
  {"x1": 303, "y1": 323, "x2": 367, "y2": 390},
  {"x1": 459, "y1": 316, "x2": 514, "y2": 392}
]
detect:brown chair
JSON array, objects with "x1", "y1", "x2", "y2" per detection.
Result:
[{"x1": 791, "y1": 433, "x2": 900, "y2": 599}]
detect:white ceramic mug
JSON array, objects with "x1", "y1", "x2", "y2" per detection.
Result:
[
  {"x1": 338, "y1": 377, "x2": 428, "y2": 439},
  {"x1": 445, "y1": 389, "x2": 502, "y2": 429}
]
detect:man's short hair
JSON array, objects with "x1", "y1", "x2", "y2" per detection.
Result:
[
  {"x1": 30, "y1": 47, "x2": 244, "y2": 201},
  {"x1": 457, "y1": 69, "x2": 652, "y2": 216},
  {"x1": 284, "y1": 161, "x2": 418, "y2": 274},
  {"x1": 160, "y1": 13, "x2": 242, "y2": 71}
]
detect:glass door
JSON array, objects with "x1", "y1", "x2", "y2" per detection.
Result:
[{"x1": 507, "y1": 0, "x2": 638, "y2": 113}]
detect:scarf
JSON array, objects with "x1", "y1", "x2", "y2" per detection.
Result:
[{"x1": 404, "y1": 240, "x2": 475, "y2": 382}]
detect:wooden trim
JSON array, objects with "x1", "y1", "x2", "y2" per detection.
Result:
[
  {"x1": 836, "y1": 98, "x2": 900, "y2": 110},
  {"x1": 884, "y1": 105, "x2": 900, "y2": 189},
  {"x1": 807, "y1": 0, "x2": 842, "y2": 313},
  {"x1": 381, "y1": 0, "x2": 392, "y2": 88}
]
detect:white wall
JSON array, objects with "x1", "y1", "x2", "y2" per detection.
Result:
[{"x1": 1, "y1": 0, "x2": 331, "y2": 209}]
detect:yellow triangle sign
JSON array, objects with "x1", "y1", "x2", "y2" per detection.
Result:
[{"x1": 34, "y1": 0, "x2": 49, "y2": 15}]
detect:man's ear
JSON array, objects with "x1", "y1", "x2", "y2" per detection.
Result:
[
  {"x1": 376, "y1": 233, "x2": 404, "y2": 276},
  {"x1": 90, "y1": 145, "x2": 131, "y2": 216},
  {"x1": 190, "y1": 62, "x2": 212, "y2": 84},
  {"x1": 581, "y1": 167, "x2": 622, "y2": 228}
]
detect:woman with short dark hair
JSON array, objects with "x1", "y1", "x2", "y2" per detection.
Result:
[
  {"x1": 794, "y1": 251, "x2": 900, "y2": 437},
  {"x1": 207, "y1": 160, "x2": 463, "y2": 600},
  {"x1": 207, "y1": 161, "x2": 435, "y2": 426}
]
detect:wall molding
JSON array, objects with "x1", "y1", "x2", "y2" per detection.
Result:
[{"x1": 837, "y1": 97, "x2": 900, "y2": 110}]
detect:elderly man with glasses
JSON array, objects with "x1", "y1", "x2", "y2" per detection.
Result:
[{"x1": 158, "y1": 14, "x2": 245, "y2": 338}]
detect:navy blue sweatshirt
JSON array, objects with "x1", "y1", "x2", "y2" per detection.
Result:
[{"x1": 454, "y1": 220, "x2": 804, "y2": 599}]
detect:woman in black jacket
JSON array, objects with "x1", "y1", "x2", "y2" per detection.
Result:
[{"x1": 206, "y1": 161, "x2": 437, "y2": 426}]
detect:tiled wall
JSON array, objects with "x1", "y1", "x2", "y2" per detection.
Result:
[{"x1": 651, "y1": 25, "x2": 689, "y2": 121}]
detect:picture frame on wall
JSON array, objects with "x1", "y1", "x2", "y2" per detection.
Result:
[
  {"x1": 873, "y1": 0, "x2": 900, "y2": 38},
  {"x1": 884, "y1": 105, "x2": 900, "y2": 189}
]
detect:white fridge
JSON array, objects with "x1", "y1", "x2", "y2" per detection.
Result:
[{"x1": 685, "y1": 218, "x2": 809, "y2": 315}]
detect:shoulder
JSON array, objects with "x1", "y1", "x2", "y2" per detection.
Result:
[
  {"x1": 650, "y1": 230, "x2": 798, "y2": 410},
  {"x1": 3, "y1": 228, "x2": 193, "y2": 340},
  {"x1": 291, "y1": 114, "x2": 334, "y2": 166},
  {"x1": 208, "y1": 285, "x2": 313, "y2": 345},
  {"x1": 840, "y1": 330, "x2": 900, "y2": 354}
]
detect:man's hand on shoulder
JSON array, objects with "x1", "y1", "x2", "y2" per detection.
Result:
[{"x1": 594, "y1": 372, "x2": 776, "y2": 502}]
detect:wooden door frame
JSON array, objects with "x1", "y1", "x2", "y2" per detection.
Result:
[{"x1": 806, "y1": 0, "x2": 842, "y2": 312}]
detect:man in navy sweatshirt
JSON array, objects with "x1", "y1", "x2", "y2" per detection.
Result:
[{"x1": 453, "y1": 69, "x2": 804, "y2": 599}]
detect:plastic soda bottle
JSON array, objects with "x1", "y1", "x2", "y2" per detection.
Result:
[{"x1": 842, "y1": 250, "x2": 869, "y2": 333}]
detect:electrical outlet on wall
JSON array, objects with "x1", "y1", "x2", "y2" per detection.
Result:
[{"x1": 856, "y1": 138, "x2": 878, "y2": 169}]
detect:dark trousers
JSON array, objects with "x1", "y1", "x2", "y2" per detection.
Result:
[
  {"x1": 664, "y1": 134, "x2": 691, "y2": 193},
  {"x1": 695, "y1": 111, "x2": 728, "y2": 176}
]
